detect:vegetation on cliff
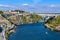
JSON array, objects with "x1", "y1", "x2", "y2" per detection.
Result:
[
  {"x1": 11, "y1": 10, "x2": 25, "y2": 13},
  {"x1": 29, "y1": 14, "x2": 42, "y2": 23},
  {"x1": 8, "y1": 14, "x2": 43, "y2": 25},
  {"x1": 45, "y1": 15, "x2": 60, "y2": 31},
  {"x1": 0, "y1": 10, "x2": 3, "y2": 14}
]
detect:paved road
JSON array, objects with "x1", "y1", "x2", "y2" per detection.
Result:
[
  {"x1": 0, "y1": 32, "x2": 5, "y2": 40},
  {"x1": 0, "y1": 28, "x2": 5, "y2": 40}
]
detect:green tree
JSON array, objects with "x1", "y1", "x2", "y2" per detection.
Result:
[
  {"x1": 11, "y1": 10, "x2": 25, "y2": 13},
  {"x1": 21, "y1": 15, "x2": 26, "y2": 23},
  {"x1": 30, "y1": 14, "x2": 42, "y2": 22},
  {"x1": 0, "y1": 10, "x2": 3, "y2": 14}
]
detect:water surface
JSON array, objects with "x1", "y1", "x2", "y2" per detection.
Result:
[{"x1": 8, "y1": 22, "x2": 60, "y2": 40}]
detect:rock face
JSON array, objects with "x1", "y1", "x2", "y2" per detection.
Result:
[
  {"x1": 45, "y1": 15, "x2": 60, "y2": 31},
  {"x1": 54, "y1": 26, "x2": 60, "y2": 31},
  {"x1": 8, "y1": 14, "x2": 43, "y2": 25}
]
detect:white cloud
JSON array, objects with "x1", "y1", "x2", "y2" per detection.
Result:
[
  {"x1": 40, "y1": 4, "x2": 60, "y2": 8},
  {"x1": 48, "y1": 4, "x2": 60, "y2": 8},
  {"x1": 50, "y1": 4, "x2": 55, "y2": 7},
  {"x1": 22, "y1": 3, "x2": 29, "y2": 6},
  {"x1": 0, "y1": 4, "x2": 16, "y2": 8},
  {"x1": 48, "y1": 4, "x2": 58, "y2": 8},
  {"x1": 21, "y1": 3, "x2": 36, "y2": 7}
]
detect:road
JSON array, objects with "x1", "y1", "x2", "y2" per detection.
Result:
[
  {"x1": 0, "y1": 31, "x2": 5, "y2": 40},
  {"x1": 0, "y1": 26, "x2": 6, "y2": 40}
]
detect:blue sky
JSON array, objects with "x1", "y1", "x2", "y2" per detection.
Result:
[
  {"x1": 0, "y1": 0, "x2": 60, "y2": 13},
  {"x1": 0, "y1": 0, "x2": 60, "y2": 5}
]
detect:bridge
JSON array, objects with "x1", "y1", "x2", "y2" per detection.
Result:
[
  {"x1": 37, "y1": 13, "x2": 60, "y2": 22},
  {"x1": 37, "y1": 13, "x2": 60, "y2": 17}
]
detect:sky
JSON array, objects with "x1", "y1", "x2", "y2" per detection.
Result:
[{"x1": 0, "y1": 0, "x2": 60, "y2": 13}]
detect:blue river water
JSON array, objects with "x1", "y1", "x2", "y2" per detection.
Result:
[{"x1": 8, "y1": 22, "x2": 60, "y2": 40}]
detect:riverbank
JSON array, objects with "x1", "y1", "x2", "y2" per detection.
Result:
[
  {"x1": 0, "y1": 15, "x2": 16, "y2": 40},
  {"x1": 5, "y1": 25, "x2": 16, "y2": 40},
  {"x1": 45, "y1": 24, "x2": 54, "y2": 31},
  {"x1": 45, "y1": 24, "x2": 60, "y2": 32},
  {"x1": 45, "y1": 15, "x2": 60, "y2": 32}
]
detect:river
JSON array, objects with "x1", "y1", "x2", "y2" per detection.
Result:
[{"x1": 8, "y1": 22, "x2": 60, "y2": 40}]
